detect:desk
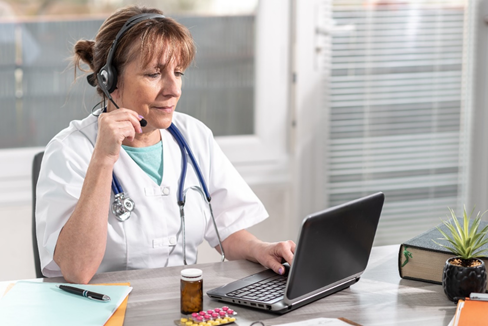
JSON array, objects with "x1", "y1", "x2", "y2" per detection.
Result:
[{"x1": 1, "y1": 245, "x2": 456, "y2": 326}]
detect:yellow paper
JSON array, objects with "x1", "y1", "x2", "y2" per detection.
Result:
[{"x1": 96, "y1": 283, "x2": 131, "y2": 326}]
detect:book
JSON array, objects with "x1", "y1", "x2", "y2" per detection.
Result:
[
  {"x1": 450, "y1": 298, "x2": 488, "y2": 326},
  {"x1": 0, "y1": 281, "x2": 132, "y2": 326},
  {"x1": 398, "y1": 218, "x2": 488, "y2": 289}
]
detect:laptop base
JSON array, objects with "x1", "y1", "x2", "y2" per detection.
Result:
[{"x1": 207, "y1": 276, "x2": 360, "y2": 314}]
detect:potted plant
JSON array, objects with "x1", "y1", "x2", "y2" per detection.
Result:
[{"x1": 434, "y1": 206, "x2": 488, "y2": 302}]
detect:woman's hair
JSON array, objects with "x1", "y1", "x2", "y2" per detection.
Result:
[{"x1": 73, "y1": 6, "x2": 195, "y2": 97}]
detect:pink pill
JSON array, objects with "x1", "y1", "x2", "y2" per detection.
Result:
[
  {"x1": 199, "y1": 311, "x2": 206, "y2": 316},
  {"x1": 212, "y1": 313, "x2": 218, "y2": 318},
  {"x1": 219, "y1": 311, "x2": 226, "y2": 317},
  {"x1": 227, "y1": 309, "x2": 234, "y2": 315},
  {"x1": 192, "y1": 313, "x2": 199, "y2": 318},
  {"x1": 207, "y1": 309, "x2": 214, "y2": 314},
  {"x1": 214, "y1": 308, "x2": 221, "y2": 313},
  {"x1": 222, "y1": 306, "x2": 229, "y2": 311},
  {"x1": 204, "y1": 314, "x2": 211, "y2": 320},
  {"x1": 196, "y1": 316, "x2": 204, "y2": 322}
]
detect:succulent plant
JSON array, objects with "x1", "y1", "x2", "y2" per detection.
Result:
[{"x1": 434, "y1": 206, "x2": 488, "y2": 260}]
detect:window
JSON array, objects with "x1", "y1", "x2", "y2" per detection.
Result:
[
  {"x1": 0, "y1": 1, "x2": 261, "y2": 146},
  {"x1": 323, "y1": 0, "x2": 468, "y2": 245}
]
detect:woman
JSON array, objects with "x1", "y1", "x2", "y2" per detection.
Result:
[{"x1": 36, "y1": 6, "x2": 295, "y2": 284}]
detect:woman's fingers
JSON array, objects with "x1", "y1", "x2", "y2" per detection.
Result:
[
  {"x1": 257, "y1": 240, "x2": 296, "y2": 275},
  {"x1": 95, "y1": 109, "x2": 144, "y2": 159},
  {"x1": 109, "y1": 109, "x2": 143, "y2": 134}
]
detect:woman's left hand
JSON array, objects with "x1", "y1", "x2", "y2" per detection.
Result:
[
  {"x1": 251, "y1": 240, "x2": 296, "y2": 275},
  {"x1": 219, "y1": 230, "x2": 296, "y2": 275}
]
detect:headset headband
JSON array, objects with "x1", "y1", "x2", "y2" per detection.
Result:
[
  {"x1": 104, "y1": 13, "x2": 165, "y2": 78},
  {"x1": 87, "y1": 13, "x2": 165, "y2": 97}
]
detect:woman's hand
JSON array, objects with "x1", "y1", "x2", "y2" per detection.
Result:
[
  {"x1": 94, "y1": 108, "x2": 143, "y2": 164},
  {"x1": 53, "y1": 108, "x2": 143, "y2": 284},
  {"x1": 250, "y1": 240, "x2": 296, "y2": 275},
  {"x1": 218, "y1": 230, "x2": 296, "y2": 275}
]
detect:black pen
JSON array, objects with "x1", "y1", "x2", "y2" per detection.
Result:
[{"x1": 57, "y1": 285, "x2": 111, "y2": 302}]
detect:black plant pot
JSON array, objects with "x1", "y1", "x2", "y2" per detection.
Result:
[{"x1": 442, "y1": 257, "x2": 487, "y2": 302}]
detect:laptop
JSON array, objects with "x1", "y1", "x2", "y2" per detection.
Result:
[{"x1": 207, "y1": 192, "x2": 385, "y2": 314}]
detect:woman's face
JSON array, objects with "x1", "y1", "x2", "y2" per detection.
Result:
[{"x1": 112, "y1": 48, "x2": 184, "y2": 131}]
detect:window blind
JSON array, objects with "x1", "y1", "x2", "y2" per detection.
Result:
[{"x1": 326, "y1": 2, "x2": 467, "y2": 245}]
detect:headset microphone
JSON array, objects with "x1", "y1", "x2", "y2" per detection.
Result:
[{"x1": 97, "y1": 94, "x2": 148, "y2": 127}]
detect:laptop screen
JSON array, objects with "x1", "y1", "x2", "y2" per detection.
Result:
[{"x1": 286, "y1": 193, "x2": 384, "y2": 300}]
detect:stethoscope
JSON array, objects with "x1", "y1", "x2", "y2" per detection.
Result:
[{"x1": 110, "y1": 122, "x2": 226, "y2": 265}]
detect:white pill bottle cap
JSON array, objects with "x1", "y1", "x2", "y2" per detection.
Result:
[{"x1": 181, "y1": 268, "x2": 203, "y2": 281}]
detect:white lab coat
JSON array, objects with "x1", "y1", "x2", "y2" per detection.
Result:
[{"x1": 36, "y1": 111, "x2": 268, "y2": 277}]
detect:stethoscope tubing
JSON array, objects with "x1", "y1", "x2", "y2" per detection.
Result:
[
  {"x1": 112, "y1": 171, "x2": 123, "y2": 194},
  {"x1": 167, "y1": 123, "x2": 224, "y2": 264},
  {"x1": 167, "y1": 123, "x2": 211, "y2": 203},
  {"x1": 167, "y1": 124, "x2": 190, "y2": 206}
]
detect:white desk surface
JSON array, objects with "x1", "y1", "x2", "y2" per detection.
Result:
[{"x1": 0, "y1": 245, "x2": 456, "y2": 326}]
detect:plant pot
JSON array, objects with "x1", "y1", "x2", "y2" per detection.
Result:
[{"x1": 442, "y1": 257, "x2": 487, "y2": 302}]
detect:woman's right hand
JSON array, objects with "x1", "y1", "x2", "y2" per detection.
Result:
[
  {"x1": 54, "y1": 108, "x2": 143, "y2": 284},
  {"x1": 93, "y1": 108, "x2": 143, "y2": 164}
]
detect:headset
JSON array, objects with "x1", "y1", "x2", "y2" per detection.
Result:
[{"x1": 88, "y1": 13, "x2": 166, "y2": 127}]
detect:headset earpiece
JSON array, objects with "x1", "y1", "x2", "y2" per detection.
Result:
[{"x1": 97, "y1": 64, "x2": 118, "y2": 96}]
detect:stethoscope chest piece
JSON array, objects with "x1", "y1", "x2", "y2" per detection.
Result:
[{"x1": 112, "y1": 192, "x2": 135, "y2": 222}]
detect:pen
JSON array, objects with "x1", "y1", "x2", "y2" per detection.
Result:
[{"x1": 57, "y1": 285, "x2": 111, "y2": 302}]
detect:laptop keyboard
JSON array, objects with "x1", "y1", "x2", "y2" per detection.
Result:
[{"x1": 226, "y1": 275, "x2": 287, "y2": 303}]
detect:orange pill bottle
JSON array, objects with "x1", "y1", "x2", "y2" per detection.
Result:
[{"x1": 180, "y1": 268, "x2": 203, "y2": 314}]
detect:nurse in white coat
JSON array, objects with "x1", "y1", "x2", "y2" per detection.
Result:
[{"x1": 36, "y1": 6, "x2": 295, "y2": 284}]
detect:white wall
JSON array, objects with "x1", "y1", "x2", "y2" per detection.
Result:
[{"x1": 0, "y1": 204, "x2": 34, "y2": 281}]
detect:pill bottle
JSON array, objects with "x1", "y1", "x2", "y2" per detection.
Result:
[{"x1": 180, "y1": 268, "x2": 203, "y2": 314}]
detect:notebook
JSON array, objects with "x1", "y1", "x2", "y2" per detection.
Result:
[{"x1": 207, "y1": 192, "x2": 385, "y2": 314}]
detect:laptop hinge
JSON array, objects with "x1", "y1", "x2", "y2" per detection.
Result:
[{"x1": 283, "y1": 276, "x2": 360, "y2": 306}]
